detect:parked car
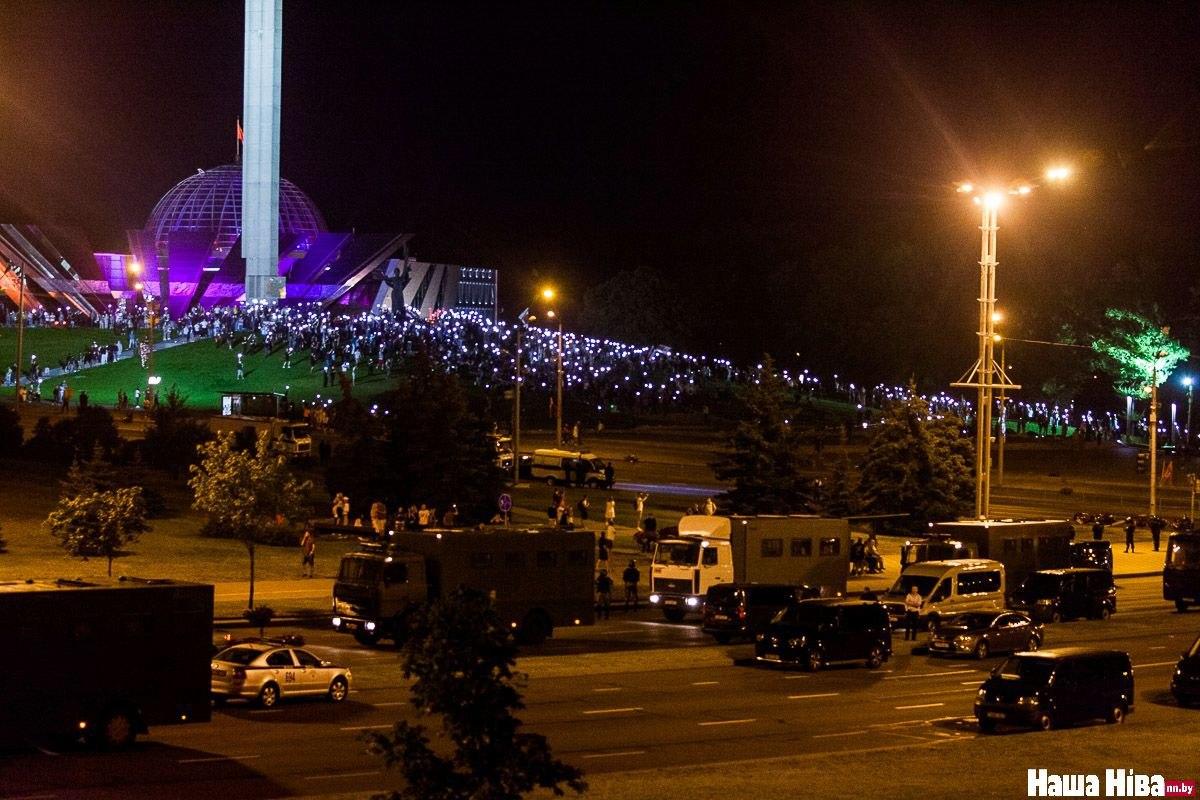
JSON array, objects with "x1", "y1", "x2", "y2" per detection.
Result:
[
  {"x1": 1009, "y1": 568, "x2": 1116, "y2": 622},
  {"x1": 702, "y1": 583, "x2": 820, "y2": 643},
  {"x1": 1070, "y1": 540, "x2": 1113, "y2": 572},
  {"x1": 928, "y1": 611, "x2": 1044, "y2": 659},
  {"x1": 211, "y1": 643, "x2": 352, "y2": 708},
  {"x1": 974, "y1": 648, "x2": 1134, "y2": 732},
  {"x1": 1172, "y1": 632, "x2": 1200, "y2": 707},
  {"x1": 754, "y1": 599, "x2": 891, "y2": 671}
]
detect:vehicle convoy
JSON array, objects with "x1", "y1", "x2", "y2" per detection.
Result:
[
  {"x1": 0, "y1": 577, "x2": 213, "y2": 748},
  {"x1": 1009, "y1": 568, "x2": 1117, "y2": 622},
  {"x1": 926, "y1": 519, "x2": 1073, "y2": 588},
  {"x1": 1172, "y1": 632, "x2": 1200, "y2": 707},
  {"x1": 754, "y1": 599, "x2": 891, "y2": 671},
  {"x1": 928, "y1": 611, "x2": 1043, "y2": 660},
  {"x1": 882, "y1": 559, "x2": 1006, "y2": 628},
  {"x1": 519, "y1": 448, "x2": 610, "y2": 487},
  {"x1": 701, "y1": 583, "x2": 820, "y2": 643},
  {"x1": 974, "y1": 648, "x2": 1134, "y2": 732},
  {"x1": 211, "y1": 641, "x2": 351, "y2": 708},
  {"x1": 1164, "y1": 531, "x2": 1200, "y2": 612},
  {"x1": 649, "y1": 515, "x2": 850, "y2": 622},
  {"x1": 331, "y1": 528, "x2": 595, "y2": 646}
]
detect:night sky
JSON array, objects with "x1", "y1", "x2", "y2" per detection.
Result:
[{"x1": 1, "y1": 1, "x2": 1198, "y2": 385}]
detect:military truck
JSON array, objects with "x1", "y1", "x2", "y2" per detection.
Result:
[{"x1": 332, "y1": 528, "x2": 595, "y2": 646}]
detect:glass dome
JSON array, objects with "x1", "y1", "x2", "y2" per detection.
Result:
[{"x1": 144, "y1": 164, "x2": 326, "y2": 253}]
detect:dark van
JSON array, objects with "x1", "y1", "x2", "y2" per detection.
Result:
[
  {"x1": 1070, "y1": 540, "x2": 1113, "y2": 572},
  {"x1": 1164, "y1": 531, "x2": 1200, "y2": 612},
  {"x1": 1172, "y1": 633, "x2": 1200, "y2": 707},
  {"x1": 754, "y1": 599, "x2": 891, "y2": 671},
  {"x1": 1009, "y1": 568, "x2": 1116, "y2": 622},
  {"x1": 702, "y1": 583, "x2": 819, "y2": 643},
  {"x1": 975, "y1": 648, "x2": 1133, "y2": 732}
]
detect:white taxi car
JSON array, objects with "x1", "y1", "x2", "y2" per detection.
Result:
[{"x1": 211, "y1": 642, "x2": 352, "y2": 707}]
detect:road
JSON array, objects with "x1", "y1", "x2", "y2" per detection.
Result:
[{"x1": 2, "y1": 575, "x2": 1197, "y2": 799}]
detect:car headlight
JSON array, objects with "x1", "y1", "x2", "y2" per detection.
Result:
[
  {"x1": 686, "y1": 596, "x2": 700, "y2": 608},
  {"x1": 976, "y1": 688, "x2": 987, "y2": 701},
  {"x1": 955, "y1": 634, "x2": 976, "y2": 644},
  {"x1": 787, "y1": 636, "x2": 806, "y2": 649},
  {"x1": 649, "y1": 594, "x2": 661, "y2": 604},
  {"x1": 365, "y1": 621, "x2": 376, "y2": 632}
]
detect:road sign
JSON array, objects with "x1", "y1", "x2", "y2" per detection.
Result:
[{"x1": 498, "y1": 493, "x2": 512, "y2": 512}]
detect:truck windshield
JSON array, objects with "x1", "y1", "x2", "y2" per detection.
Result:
[
  {"x1": 1168, "y1": 540, "x2": 1200, "y2": 568},
  {"x1": 654, "y1": 542, "x2": 700, "y2": 566},
  {"x1": 888, "y1": 575, "x2": 939, "y2": 597},
  {"x1": 338, "y1": 556, "x2": 382, "y2": 583}
]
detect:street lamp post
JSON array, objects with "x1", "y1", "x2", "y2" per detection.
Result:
[
  {"x1": 541, "y1": 287, "x2": 564, "y2": 447},
  {"x1": 9, "y1": 263, "x2": 26, "y2": 402},
  {"x1": 513, "y1": 308, "x2": 530, "y2": 484},
  {"x1": 1149, "y1": 350, "x2": 1166, "y2": 519},
  {"x1": 996, "y1": 333, "x2": 1008, "y2": 487},
  {"x1": 1184, "y1": 377, "x2": 1194, "y2": 453}
]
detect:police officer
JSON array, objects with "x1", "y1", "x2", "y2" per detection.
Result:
[
  {"x1": 595, "y1": 570, "x2": 613, "y2": 620},
  {"x1": 1149, "y1": 515, "x2": 1164, "y2": 552},
  {"x1": 1124, "y1": 516, "x2": 1136, "y2": 553}
]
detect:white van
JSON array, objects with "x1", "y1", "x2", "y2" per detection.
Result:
[
  {"x1": 882, "y1": 559, "x2": 1006, "y2": 628},
  {"x1": 520, "y1": 448, "x2": 609, "y2": 487}
]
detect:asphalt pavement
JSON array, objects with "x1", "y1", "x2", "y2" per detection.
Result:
[{"x1": 3, "y1": 575, "x2": 1197, "y2": 800}]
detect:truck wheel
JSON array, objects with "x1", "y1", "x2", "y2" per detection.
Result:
[
  {"x1": 1177, "y1": 600, "x2": 1191, "y2": 613},
  {"x1": 94, "y1": 707, "x2": 137, "y2": 749},
  {"x1": 258, "y1": 682, "x2": 280, "y2": 709},
  {"x1": 1098, "y1": 605, "x2": 1112, "y2": 621},
  {"x1": 328, "y1": 677, "x2": 349, "y2": 703},
  {"x1": 662, "y1": 608, "x2": 687, "y2": 623}
]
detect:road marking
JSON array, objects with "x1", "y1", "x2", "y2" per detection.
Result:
[
  {"x1": 1149, "y1": 646, "x2": 1166, "y2": 650},
  {"x1": 1133, "y1": 661, "x2": 1177, "y2": 668},
  {"x1": 178, "y1": 755, "x2": 261, "y2": 764},
  {"x1": 698, "y1": 718, "x2": 756, "y2": 727},
  {"x1": 5, "y1": 795, "x2": 59, "y2": 800},
  {"x1": 33, "y1": 746, "x2": 60, "y2": 757},
  {"x1": 582, "y1": 707, "x2": 643, "y2": 715},
  {"x1": 581, "y1": 750, "x2": 646, "y2": 760},
  {"x1": 883, "y1": 670, "x2": 974, "y2": 681},
  {"x1": 812, "y1": 730, "x2": 867, "y2": 739},
  {"x1": 895, "y1": 703, "x2": 945, "y2": 710},
  {"x1": 302, "y1": 771, "x2": 380, "y2": 781},
  {"x1": 339, "y1": 724, "x2": 394, "y2": 731},
  {"x1": 372, "y1": 701, "x2": 407, "y2": 707},
  {"x1": 592, "y1": 687, "x2": 623, "y2": 693},
  {"x1": 592, "y1": 628, "x2": 645, "y2": 636},
  {"x1": 248, "y1": 709, "x2": 282, "y2": 715},
  {"x1": 881, "y1": 687, "x2": 976, "y2": 700},
  {"x1": 782, "y1": 674, "x2": 811, "y2": 680},
  {"x1": 691, "y1": 680, "x2": 720, "y2": 685},
  {"x1": 788, "y1": 692, "x2": 840, "y2": 700},
  {"x1": 869, "y1": 719, "x2": 926, "y2": 727}
]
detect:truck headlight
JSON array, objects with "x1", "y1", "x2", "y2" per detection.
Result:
[
  {"x1": 649, "y1": 594, "x2": 661, "y2": 604},
  {"x1": 332, "y1": 616, "x2": 342, "y2": 628},
  {"x1": 365, "y1": 621, "x2": 377, "y2": 632},
  {"x1": 686, "y1": 596, "x2": 700, "y2": 607}
]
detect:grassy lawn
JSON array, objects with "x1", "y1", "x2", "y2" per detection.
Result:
[{"x1": 0, "y1": 326, "x2": 124, "y2": 375}]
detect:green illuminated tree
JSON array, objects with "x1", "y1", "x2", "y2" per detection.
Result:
[
  {"x1": 1091, "y1": 309, "x2": 1189, "y2": 398},
  {"x1": 363, "y1": 587, "x2": 586, "y2": 800},
  {"x1": 46, "y1": 487, "x2": 149, "y2": 576}
]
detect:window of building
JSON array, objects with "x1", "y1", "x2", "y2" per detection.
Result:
[
  {"x1": 791, "y1": 538, "x2": 812, "y2": 557},
  {"x1": 761, "y1": 538, "x2": 783, "y2": 558}
]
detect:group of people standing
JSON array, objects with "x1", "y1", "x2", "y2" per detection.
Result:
[{"x1": 330, "y1": 493, "x2": 459, "y2": 533}]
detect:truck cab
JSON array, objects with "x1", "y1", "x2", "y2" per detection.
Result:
[
  {"x1": 650, "y1": 516, "x2": 734, "y2": 621},
  {"x1": 332, "y1": 547, "x2": 428, "y2": 645},
  {"x1": 271, "y1": 422, "x2": 312, "y2": 458}
]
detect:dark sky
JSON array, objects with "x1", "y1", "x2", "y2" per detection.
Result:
[{"x1": 1, "y1": 1, "x2": 1198, "y2": 381}]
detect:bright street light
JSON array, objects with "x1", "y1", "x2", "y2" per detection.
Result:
[
  {"x1": 1045, "y1": 166, "x2": 1072, "y2": 182},
  {"x1": 541, "y1": 287, "x2": 556, "y2": 301}
]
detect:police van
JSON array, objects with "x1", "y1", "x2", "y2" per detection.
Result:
[{"x1": 519, "y1": 448, "x2": 609, "y2": 487}]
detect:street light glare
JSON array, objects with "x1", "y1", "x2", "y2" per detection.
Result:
[
  {"x1": 1016, "y1": 185, "x2": 1032, "y2": 196},
  {"x1": 541, "y1": 287, "x2": 556, "y2": 301},
  {"x1": 983, "y1": 191, "x2": 1004, "y2": 209},
  {"x1": 991, "y1": 311, "x2": 1004, "y2": 323},
  {"x1": 1184, "y1": 376, "x2": 1194, "y2": 387},
  {"x1": 1045, "y1": 166, "x2": 1072, "y2": 182},
  {"x1": 956, "y1": 182, "x2": 974, "y2": 193}
]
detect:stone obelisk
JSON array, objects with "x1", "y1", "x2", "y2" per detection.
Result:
[{"x1": 242, "y1": 0, "x2": 282, "y2": 302}]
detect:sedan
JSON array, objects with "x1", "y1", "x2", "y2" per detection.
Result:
[
  {"x1": 928, "y1": 611, "x2": 1043, "y2": 660},
  {"x1": 211, "y1": 643, "x2": 352, "y2": 707}
]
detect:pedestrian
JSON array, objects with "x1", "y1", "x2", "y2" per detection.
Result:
[
  {"x1": 622, "y1": 559, "x2": 640, "y2": 610},
  {"x1": 576, "y1": 494, "x2": 590, "y2": 521},
  {"x1": 603, "y1": 461, "x2": 615, "y2": 489},
  {"x1": 331, "y1": 492, "x2": 346, "y2": 525},
  {"x1": 442, "y1": 504, "x2": 458, "y2": 527},
  {"x1": 704, "y1": 496, "x2": 716, "y2": 516},
  {"x1": 1124, "y1": 516, "x2": 1136, "y2": 553},
  {"x1": 1150, "y1": 515, "x2": 1163, "y2": 552},
  {"x1": 300, "y1": 528, "x2": 316, "y2": 578},
  {"x1": 605, "y1": 496, "x2": 617, "y2": 526},
  {"x1": 635, "y1": 491, "x2": 648, "y2": 526},
  {"x1": 1091, "y1": 520, "x2": 1105, "y2": 541},
  {"x1": 546, "y1": 501, "x2": 558, "y2": 526},
  {"x1": 595, "y1": 569, "x2": 613, "y2": 620},
  {"x1": 417, "y1": 503, "x2": 432, "y2": 528},
  {"x1": 370, "y1": 500, "x2": 388, "y2": 536},
  {"x1": 903, "y1": 584, "x2": 923, "y2": 641},
  {"x1": 598, "y1": 527, "x2": 612, "y2": 568},
  {"x1": 851, "y1": 538, "x2": 865, "y2": 576}
]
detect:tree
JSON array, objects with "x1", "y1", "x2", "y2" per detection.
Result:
[
  {"x1": 142, "y1": 388, "x2": 213, "y2": 477},
  {"x1": 857, "y1": 391, "x2": 973, "y2": 524},
  {"x1": 363, "y1": 588, "x2": 586, "y2": 800},
  {"x1": 190, "y1": 432, "x2": 309, "y2": 609},
  {"x1": 712, "y1": 357, "x2": 814, "y2": 514},
  {"x1": 45, "y1": 487, "x2": 149, "y2": 576},
  {"x1": 1091, "y1": 308, "x2": 1189, "y2": 398},
  {"x1": 326, "y1": 350, "x2": 504, "y2": 523},
  {"x1": 814, "y1": 446, "x2": 862, "y2": 517},
  {"x1": 0, "y1": 403, "x2": 23, "y2": 457}
]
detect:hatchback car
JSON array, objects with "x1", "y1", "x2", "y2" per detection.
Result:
[
  {"x1": 1009, "y1": 568, "x2": 1116, "y2": 622},
  {"x1": 928, "y1": 611, "x2": 1043, "y2": 659},
  {"x1": 211, "y1": 643, "x2": 352, "y2": 707},
  {"x1": 1172, "y1": 632, "x2": 1200, "y2": 707},
  {"x1": 702, "y1": 583, "x2": 819, "y2": 643},
  {"x1": 974, "y1": 648, "x2": 1133, "y2": 732},
  {"x1": 754, "y1": 599, "x2": 891, "y2": 671}
]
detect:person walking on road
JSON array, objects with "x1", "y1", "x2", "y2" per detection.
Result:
[
  {"x1": 605, "y1": 497, "x2": 616, "y2": 526},
  {"x1": 1150, "y1": 515, "x2": 1164, "y2": 552},
  {"x1": 1091, "y1": 520, "x2": 1105, "y2": 541},
  {"x1": 595, "y1": 570, "x2": 613, "y2": 620},
  {"x1": 622, "y1": 560, "x2": 641, "y2": 610},
  {"x1": 597, "y1": 527, "x2": 612, "y2": 568},
  {"x1": 635, "y1": 492, "x2": 648, "y2": 526},
  {"x1": 1124, "y1": 516, "x2": 1136, "y2": 553},
  {"x1": 300, "y1": 528, "x2": 317, "y2": 578},
  {"x1": 903, "y1": 584, "x2": 923, "y2": 641}
]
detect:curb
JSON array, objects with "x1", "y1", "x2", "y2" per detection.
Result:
[
  {"x1": 214, "y1": 614, "x2": 332, "y2": 628},
  {"x1": 1113, "y1": 571, "x2": 1161, "y2": 579}
]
